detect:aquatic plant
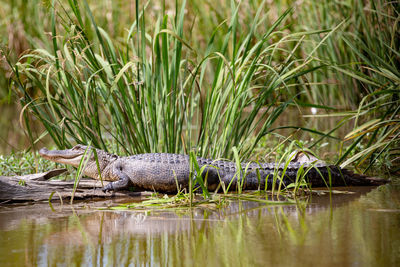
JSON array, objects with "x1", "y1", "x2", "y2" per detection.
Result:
[
  {"x1": 302, "y1": 1, "x2": 400, "y2": 174},
  {"x1": 9, "y1": 0, "x2": 328, "y2": 161},
  {"x1": 2, "y1": 0, "x2": 397, "y2": 175}
]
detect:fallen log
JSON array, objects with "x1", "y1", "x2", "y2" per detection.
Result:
[{"x1": 0, "y1": 170, "x2": 140, "y2": 203}]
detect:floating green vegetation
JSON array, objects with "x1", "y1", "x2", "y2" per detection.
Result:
[{"x1": 105, "y1": 191, "x2": 297, "y2": 212}]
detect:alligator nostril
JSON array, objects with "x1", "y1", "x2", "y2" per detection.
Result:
[{"x1": 39, "y1": 148, "x2": 49, "y2": 155}]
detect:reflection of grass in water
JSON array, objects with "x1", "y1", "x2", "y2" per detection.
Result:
[
  {"x1": 3, "y1": 185, "x2": 398, "y2": 266},
  {"x1": 167, "y1": 188, "x2": 398, "y2": 266}
]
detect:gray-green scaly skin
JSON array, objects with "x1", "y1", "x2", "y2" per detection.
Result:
[{"x1": 39, "y1": 145, "x2": 385, "y2": 193}]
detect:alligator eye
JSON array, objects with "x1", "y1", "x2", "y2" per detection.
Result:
[{"x1": 72, "y1": 144, "x2": 83, "y2": 150}]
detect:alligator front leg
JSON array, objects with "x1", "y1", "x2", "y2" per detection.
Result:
[{"x1": 102, "y1": 170, "x2": 131, "y2": 192}]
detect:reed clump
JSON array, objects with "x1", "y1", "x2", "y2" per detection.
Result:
[
  {"x1": 9, "y1": 1, "x2": 328, "y2": 161},
  {"x1": 2, "y1": 0, "x2": 398, "y2": 176}
]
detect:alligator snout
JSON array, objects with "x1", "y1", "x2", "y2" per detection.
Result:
[{"x1": 39, "y1": 147, "x2": 49, "y2": 156}]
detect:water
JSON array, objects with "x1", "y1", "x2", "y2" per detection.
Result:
[{"x1": 1, "y1": 184, "x2": 399, "y2": 266}]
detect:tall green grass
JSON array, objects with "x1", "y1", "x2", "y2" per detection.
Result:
[
  {"x1": 337, "y1": 0, "x2": 399, "y2": 173},
  {"x1": 300, "y1": 0, "x2": 399, "y2": 173},
  {"x1": 3, "y1": 0, "x2": 398, "y2": 174},
  {"x1": 9, "y1": 0, "x2": 328, "y2": 160}
]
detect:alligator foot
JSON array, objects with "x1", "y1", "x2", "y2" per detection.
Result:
[
  {"x1": 102, "y1": 171, "x2": 131, "y2": 192},
  {"x1": 102, "y1": 183, "x2": 114, "y2": 193}
]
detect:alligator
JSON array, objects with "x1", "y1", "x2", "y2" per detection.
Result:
[{"x1": 39, "y1": 145, "x2": 385, "y2": 193}]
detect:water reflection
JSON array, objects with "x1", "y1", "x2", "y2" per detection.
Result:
[{"x1": 0, "y1": 185, "x2": 399, "y2": 266}]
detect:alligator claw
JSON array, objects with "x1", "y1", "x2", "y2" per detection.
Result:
[{"x1": 102, "y1": 183, "x2": 114, "y2": 193}]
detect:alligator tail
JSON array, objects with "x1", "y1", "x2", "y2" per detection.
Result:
[
  {"x1": 242, "y1": 165, "x2": 387, "y2": 190},
  {"x1": 339, "y1": 168, "x2": 388, "y2": 186}
]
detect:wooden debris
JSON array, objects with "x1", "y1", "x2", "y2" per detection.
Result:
[
  {"x1": 0, "y1": 172, "x2": 140, "y2": 203},
  {"x1": 15, "y1": 168, "x2": 68, "y2": 181}
]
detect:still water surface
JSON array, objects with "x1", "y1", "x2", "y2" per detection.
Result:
[{"x1": 0, "y1": 185, "x2": 399, "y2": 266}]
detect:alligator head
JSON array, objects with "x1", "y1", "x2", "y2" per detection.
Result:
[{"x1": 39, "y1": 144, "x2": 118, "y2": 180}]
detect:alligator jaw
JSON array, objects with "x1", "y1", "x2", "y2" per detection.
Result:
[
  {"x1": 39, "y1": 145, "x2": 87, "y2": 168},
  {"x1": 39, "y1": 145, "x2": 118, "y2": 180}
]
